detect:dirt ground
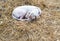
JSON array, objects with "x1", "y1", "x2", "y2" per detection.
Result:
[{"x1": 0, "y1": 0, "x2": 60, "y2": 41}]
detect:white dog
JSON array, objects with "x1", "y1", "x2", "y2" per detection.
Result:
[{"x1": 12, "y1": 5, "x2": 41, "y2": 21}]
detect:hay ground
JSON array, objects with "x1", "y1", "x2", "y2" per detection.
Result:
[{"x1": 0, "y1": 0, "x2": 60, "y2": 41}]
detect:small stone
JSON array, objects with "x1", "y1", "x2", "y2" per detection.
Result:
[{"x1": 0, "y1": 21, "x2": 3, "y2": 25}]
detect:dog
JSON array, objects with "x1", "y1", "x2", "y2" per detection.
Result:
[{"x1": 12, "y1": 5, "x2": 41, "y2": 21}]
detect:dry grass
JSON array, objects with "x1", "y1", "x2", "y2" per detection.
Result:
[{"x1": 0, "y1": 0, "x2": 60, "y2": 41}]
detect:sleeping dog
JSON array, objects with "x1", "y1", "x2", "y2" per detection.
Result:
[{"x1": 12, "y1": 5, "x2": 41, "y2": 21}]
